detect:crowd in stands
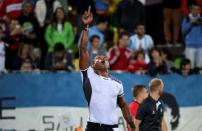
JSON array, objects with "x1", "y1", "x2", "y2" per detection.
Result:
[{"x1": 0, "y1": 0, "x2": 202, "y2": 77}]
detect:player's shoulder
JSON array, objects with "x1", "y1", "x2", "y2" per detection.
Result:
[
  {"x1": 109, "y1": 75, "x2": 122, "y2": 85},
  {"x1": 80, "y1": 66, "x2": 95, "y2": 77},
  {"x1": 141, "y1": 97, "x2": 151, "y2": 106},
  {"x1": 129, "y1": 101, "x2": 139, "y2": 108}
]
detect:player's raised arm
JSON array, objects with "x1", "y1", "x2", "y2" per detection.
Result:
[{"x1": 79, "y1": 6, "x2": 93, "y2": 70}]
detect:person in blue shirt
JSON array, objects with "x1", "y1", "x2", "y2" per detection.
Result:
[
  {"x1": 128, "y1": 24, "x2": 154, "y2": 64},
  {"x1": 182, "y1": 5, "x2": 202, "y2": 68},
  {"x1": 78, "y1": 16, "x2": 108, "y2": 50}
]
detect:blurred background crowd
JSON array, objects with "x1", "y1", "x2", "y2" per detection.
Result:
[{"x1": 0, "y1": 0, "x2": 202, "y2": 77}]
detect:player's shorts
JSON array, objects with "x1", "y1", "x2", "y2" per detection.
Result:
[{"x1": 86, "y1": 122, "x2": 119, "y2": 131}]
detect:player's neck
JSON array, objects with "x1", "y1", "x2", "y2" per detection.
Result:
[
  {"x1": 135, "y1": 99, "x2": 142, "y2": 104},
  {"x1": 96, "y1": 70, "x2": 109, "y2": 77},
  {"x1": 135, "y1": 97, "x2": 143, "y2": 104},
  {"x1": 150, "y1": 93, "x2": 160, "y2": 101}
]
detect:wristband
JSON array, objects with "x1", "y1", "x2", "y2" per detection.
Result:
[{"x1": 83, "y1": 25, "x2": 89, "y2": 31}]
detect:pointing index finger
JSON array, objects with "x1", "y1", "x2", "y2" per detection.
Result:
[{"x1": 87, "y1": 6, "x2": 91, "y2": 14}]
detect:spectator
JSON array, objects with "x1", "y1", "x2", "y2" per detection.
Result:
[
  {"x1": 57, "y1": 0, "x2": 68, "y2": 16},
  {"x1": 20, "y1": 59, "x2": 33, "y2": 72},
  {"x1": 172, "y1": 58, "x2": 199, "y2": 76},
  {"x1": 127, "y1": 50, "x2": 148, "y2": 74},
  {"x1": 3, "y1": 19, "x2": 22, "y2": 69},
  {"x1": 79, "y1": 16, "x2": 108, "y2": 50},
  {"x1": 181, "y1": 0, "x2": 202, "y2": 16},
  {"x1": 89, "y1": 35, "x2": 106, "y2": 64},
  {"x1": 128, "y1": 24, "x2": 154, "y2": 63},
  {"x1": 95, "y1": 0, "x2": 112, "y2": 15},
  {"x1": 45, "y1": 7, "x2": 74, "y2": 52},
  {"x1": 0, "y1": 40, "x2": 5, "y2": 71},
  {"x1": 182, "y1": 5, "x2": 202, "y2": 68},
  {"x1": 108, "y1": 32, "x2": 132, "y2": 71},
  {"x1": 31, "y1": 47, "x2": 41, "y2": 69},
  {"x1": 35, "y1": 0, "x2": 65, "y2": 67},
  {"x1": 28, "y1": 0, "x2": 37, "y2": 5},
  {"x1": 148, "y1": 48, "x2": 168, "y2": 76},
  {"x1": 144, "y1": 0, "x2": 164, "y2": 44},
  {"x1": 18, "y1": 1, "x2": 39, "y2": 46},
  {"x1": 0, "y1": 0, "x2": 22, "y2": 21},
  {"x1": 42, "y1": 0, "x2": 68, "y2": 24},
  {"x1": 45, "y1": 43, "x2": 74, "y2": 71},
  {"x1": 161, "y1": 49, "x2": 175, "y2": 73},
  {"x1": 115, "y1": 0, "x2": 145, "y2": 33},
  {"x1": 35, "y1": 0, "x2": 47, "y2": 27},
  {"x1": 35, "y1": 0, "x2": 48, "y2": 69},
  {"x1": 163, "y1": 0, "x2": 181, "y2": 45},
  {"x1": 12, "y1": 43, "x2": 34, "y2": 70}
]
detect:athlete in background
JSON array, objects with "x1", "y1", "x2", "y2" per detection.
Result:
[
  {"x1": 135, "y1": 78, "x2": 168, "y2": 131},
  {"x1": 128, "y1": 85, "x2": 148, "y2": 131}
]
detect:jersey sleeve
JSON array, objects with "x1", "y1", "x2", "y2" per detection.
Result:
[
  {"x1": 80, "y1": 66, "x2": 94, "y2": 82},
  {"x1": 80, "y1": 66, "x2": 94, "y2": 105},
  {"x1": 129, "y1": 103, "x2": 138, "y2": 117},
  {"x1": 118, "y1": 83, "x2": 124, "y2": 97},
  {"x1": 136, "y1": 103, "x2": 147, "y2": 121}
]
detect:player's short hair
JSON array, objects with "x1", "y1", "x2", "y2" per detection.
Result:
[
  {"x1": 132, "y1": 85, "x2": 146, "y2": 98},
  {"x1": 149, "y1": 78, "x2": 164, "y2": 92}
]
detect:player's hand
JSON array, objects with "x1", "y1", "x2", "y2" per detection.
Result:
[{"x1": 82, "y1": 6, "x2": 93, "y2": 25}]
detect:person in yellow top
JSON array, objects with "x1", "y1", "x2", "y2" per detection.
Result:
[{"x1": 45, "y1": 7, "x2": 74, "y2": 52}]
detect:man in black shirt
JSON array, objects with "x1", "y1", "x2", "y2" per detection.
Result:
[{"x1": 135, "y1": 78, "x2": 168, "y2": 131}]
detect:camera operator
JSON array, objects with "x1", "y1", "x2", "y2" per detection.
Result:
[{"x1": 182, "y1": 5, "x2": 202, "y2": 69}]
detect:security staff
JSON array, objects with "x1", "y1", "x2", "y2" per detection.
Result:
[{"x1": 135, "y1": 78, "x2": 168, "y2": 131}]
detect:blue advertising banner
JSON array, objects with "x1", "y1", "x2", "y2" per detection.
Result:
[{"x1": 0, "y1": 72, "x2": 202, "y2": 107}]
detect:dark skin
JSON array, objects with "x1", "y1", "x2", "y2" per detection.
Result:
[{"x1": 79, "y1": 6, "x2": 135, "y2": 130}]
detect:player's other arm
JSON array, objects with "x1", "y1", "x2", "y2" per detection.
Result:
[
  {"x1": 79, "y1": 6, "x2": 93, "y2": 70},
  {"x1": 161, "y1": 118, "x2": 168, "y2": 131},
  {"x1": 117, "y1": 96, "x2": 135, "y2": 131},
  {"x1": 135, "y1": 103, "x2": 146, "y2": 131},
  {"x1": 134, "y1": 119, "x2": 141, "y2": 131}
]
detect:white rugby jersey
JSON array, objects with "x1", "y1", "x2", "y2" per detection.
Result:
[{"x1": 80, "y1": 66, "x2": 124, "y2": 125}]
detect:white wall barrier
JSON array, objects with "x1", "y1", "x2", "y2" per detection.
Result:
[{"x1": 0, "y1": 106, "x2": 202, "y2": 131}]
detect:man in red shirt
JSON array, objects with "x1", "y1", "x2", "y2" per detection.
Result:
[
  {"x1": 108, "y1": 32, "x2": 132, "y2": 71},
  {"x1": 128, "y1": 85, "x2": 148, "y2": 131}
]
